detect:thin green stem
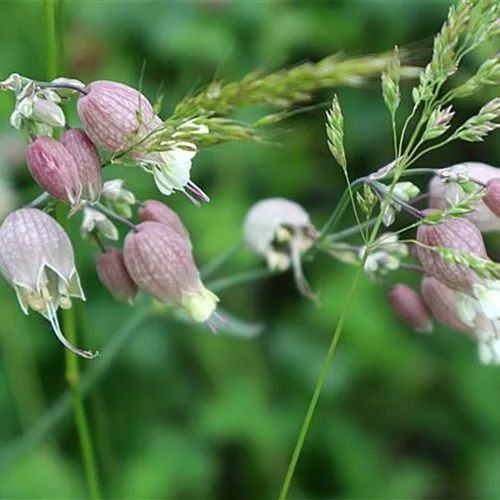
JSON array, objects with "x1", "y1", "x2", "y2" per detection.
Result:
[
  {"x1": 278, "y1": 264, "x2": 364, "y2": 500},
  {"x1": 44, "y1": 0, "x2": 101, "y2": 497},
  {"x1": 201, "y1": 240, "x2": 244, "y2": 279},
  {"x1": 208, "y1": 268, "x2": 274, "y2": 293},
  {"x1": 279, "y1": 158, "x2": 404, "y2": 499},
  {"x1": 317, "y1": 177, "x2": 366, "y2": 242}
]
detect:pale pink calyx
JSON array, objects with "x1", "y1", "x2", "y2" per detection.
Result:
[
  {"x1": 243, "y1": 198, "x2": 318, "y2": 301},
  {"x1": 97, "y1": 248, "x2": 138, "y2": 303},
  {"x1": 387, "y1": 284, "x2": 433, "y2": 333},
  {"x1": 416, "y1": 217, "x2": 486, "y2": 294},
  {"x1": 26, "y1": 136, "x2": 83, "y2": 207},
  {"x1": 77, "y1": 80, "x2": 157, "y2": 153},
  {"x1": 61, "y1": 128, "x2": 103, "y2": 203},
  {"x1": 0, "y1": 208, "x2": 97, "y2": 359},
  {"x1": 123, "y1": 221, "x2": 219, "y2": 327}
]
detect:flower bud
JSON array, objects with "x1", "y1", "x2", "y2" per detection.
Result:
[
  {"x1": 244, "y1": 198, "x2": 318, "y2": 301},
  {"x1": 483, "y1": 179, "x2": 500, "y2": 218},
  {"x1": 138, "y1": 200, "x2": 190, "y2": 244},
  {"x1": 102, "y1": 179, "x2": 136, "y2": 218},
  {"x1": 0, "y1": 208, "x2": 96, "y2": 358},
  {"x1": 77, "y1": 80, "x2": 157, "y2": 153},
  {"x1": 26, "y1": 136, "x2": 82, "y2": 206},
  {"x1": 387, "y1": 284, "x2": 433, "y2": 333},
  {"x1": 416, "y1": 216, "x2": 486, "y2": 294},
  {"x1": 61, "y1": 128, "x2": 103, "y2": 203},
  {"x1": 123, "y1": 221, "x2": 219, "y2": 325},
  {"x1": 97, "y1": 248, "x2": 137, "y2": 303},
  {"x1": 429, "y1": 162, "x2": 500, "y2": 232},
  {"x1": 32, "y1": 97, "x2": 65, "y2": 128},
  {"x1": 81, "y1": 208, "x2": 119, "y2": 240}
]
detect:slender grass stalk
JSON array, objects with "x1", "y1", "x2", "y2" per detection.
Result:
[
  {"x1": 278, "y1": 159, "x2": 407, "y2": 499},
  {"x1": 44, "y1": 1, "x2": 101, "y2": 498}
]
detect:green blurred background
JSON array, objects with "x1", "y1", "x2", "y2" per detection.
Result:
[{"x1": 0, "y1": 1, "x2": 500, "y2": 499}]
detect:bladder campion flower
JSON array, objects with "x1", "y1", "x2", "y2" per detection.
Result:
[
  {"x1": 123, "y1": 221, "x2": 219, "y2": 328},
  {"x1": 0, "y1": 208, "x2": 96, "y2": 359},
  {"x1": 243, "y1": 198, "x2": 318, "y2": 300},
  {"x1": 78, "y1": 81, "x2": 208, "y2": 204},
  {"x1": 77, "y1": 80, "x2": 157, "y2": 153}
]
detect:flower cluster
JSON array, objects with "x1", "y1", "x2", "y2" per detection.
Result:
[
  {"x1": 0, "y1": 76, "x2": 227, "y2": 358},
  {"x1": 381, "y1": 163, "x2": 500, "y2": 365}
]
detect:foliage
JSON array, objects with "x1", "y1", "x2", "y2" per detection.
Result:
[{"x1": 1, "y1": 1, "x2": 500, "y2": 500}]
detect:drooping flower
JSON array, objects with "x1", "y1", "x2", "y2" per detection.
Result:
[
  {"x1": 243, "y1": 198, "x2": 317, "y2": 300},
  {"x1": 387, "y1": 284, "x2": 433, "y2": 333},
  {"x1": 0, "y1": 208, "x2": 96, "y2": 358},
  {"x1": 421, "y1": 276, "x2": 500, "y2": 365},
  {"x1": 61, "y1": 128, "x2": 103, "y2": 203},
  {"x1": 138, "y1": 199, "x2": 190, "y2": 245},
  {"x1": 123, "y1": 221, "x2": 219, "y2": 328},
  {"x1": 77, "y1": 81, "x2": 209, "y2": 204},
  {"x1": 26, "y1": 136, "x2": 82, "y2": 206},
  {"x1": 96, "y1": 248, "x2": 137, "y2": 303},
  {"x1": 77, "y1": 80, "x2": 157, "y2": 153},
  {"x1": 429, "y1": 162, "x2": 500, "y2": 232}
]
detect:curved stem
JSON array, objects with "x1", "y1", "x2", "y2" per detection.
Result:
[
  {"x1": 26, "y1": 192, "x2": 51, "y2": 208},
  {"x1": 208, "y1": 268, "x2": 274, "y2": 293},
  {"x1": 95, "y1": 203, "x2": 137, "y2": 232}
]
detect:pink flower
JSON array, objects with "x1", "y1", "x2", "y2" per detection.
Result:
[{"x1": 123, "y1": 221, "x2": 218, "y2": 327}]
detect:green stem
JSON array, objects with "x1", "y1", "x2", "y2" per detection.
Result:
[
  {"x1": 0, "y1": 305, "x2": 150, "y2": 475},
  {"x1": 44, "y1": 1, "x2": 101, "y2": 497},
  {"x1": 279, "y1": 160, "x2": 405, "y2": 499},
  {"x1": 208, "y1": 268, "x2": 274, "y2": 293}
]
